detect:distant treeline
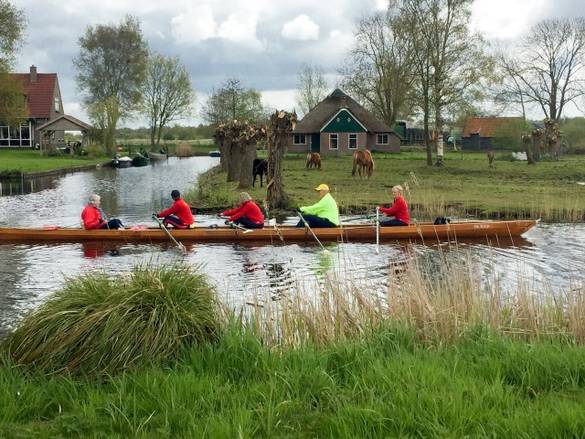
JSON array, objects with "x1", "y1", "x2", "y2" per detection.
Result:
[{"x1": 117, "y1": 124, "x2": 214, "y2": 141}]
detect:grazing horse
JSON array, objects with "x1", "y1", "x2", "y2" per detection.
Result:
[
  {"x1": 352, "y1": 150, "x2": 374, "y2": 179},
  {"x1": 252, "y1": 158, "x2": 268, "y2": 187},
  {"x1": 306, "y1": 152, "x2": 321, "y2": 170},
  {"x1": 487, "y1": 150, "x2": 495, "y2": 168}
]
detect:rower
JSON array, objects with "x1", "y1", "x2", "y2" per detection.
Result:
[
  {"x1": 81, "y1": 194, "x2": 124, "y2": 230},
  {"x1": 378, "y1": 185, "x2": 410, "y2": 227},
  {"x1": 296, "y1": 183, "x2": 339, "y2": 228},
  {"x1": 156, "y1": 190, "x2": 194, "y2": 229},
  {"x1": 219, "y1": 192, "x2": 264, "y2": 229}
]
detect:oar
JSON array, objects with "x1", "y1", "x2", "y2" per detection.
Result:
[
  {"x1": 225, "y1": 221, "x2": 254, "y2": 234},
  {"x1": 297, "y1": 211, "x2": 330, "y2": 254},
  {"x1": 152, "y1": 214, "x2": 187, "y2": 254},
  {"x1": 375, "y1": 207, "x2": 380, "y2": 254},
  {"x1": 263, "y1": 199, "x2": 284, "y2": 242}
]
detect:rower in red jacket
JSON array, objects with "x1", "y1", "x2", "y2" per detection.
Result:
[
  {"x1": 81, "y1": 194, "x2": 124, "y2": 230},
  {"x1": 220, "y1": 192, "x2": 264, "y2": 229},
  {"x1": 378, "y1": 185, "x2": 410, "y2": 227},
  {"x1": 157, "y1": 190, "x2": 194, "y2": 229}
]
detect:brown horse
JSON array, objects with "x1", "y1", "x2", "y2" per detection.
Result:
[
  {"x1": 306, "y1": 152, "x2": 321, "y2": 169},
  {"x1": 487, "y1": 150, "x2": 495, "y2": 168},
  {"x1": 352, "y1": 150, "x2": 374, "y2": 179}
]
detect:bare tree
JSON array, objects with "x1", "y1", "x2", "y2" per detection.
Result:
[
  {"x1": 492, "y1": 54, "x2": 528, "y2": 120},
  {"x1": 340, "y1": 10, "x2": 416, "y2": 128},
  {"x1": 74, "y1": 16, "x2": 148, "y2": 154},
  {"x1": 402, "y1": 0, "x2": 491, "y2": 165},
  {"x1": 512, "y1": 18, "x2": 585, "y2": 121},
  {"x1": 142, "y1": 54, "x2": 194, "y2": 147},
  {"x1": 296, "y1": 64, "x2": 328, "y2": 116}
]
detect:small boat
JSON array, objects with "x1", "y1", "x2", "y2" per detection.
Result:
[
  {"x1": 112, "y1": 156, "x2": 132, "y2": 168},
  {"x1": 131, "y1": 154, "x2": 150, "y2": 167},
  {"x1": 209, "y1": 150, "x2": 221, "y2": 157},
  {"x1": 0, "y1": 220, "x2": 537, "y2": 244},
  {"x1": 148, "y1": 151, "x2": 168, "y2": 161}
]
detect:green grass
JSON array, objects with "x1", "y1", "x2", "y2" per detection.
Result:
[
  {"x1": 0, "y1": 150, "x2": 109, "y2": 175},
  {"x1": 2, "y1": 327, "x2": 585, "y2": 437},
  {"x1": 187, "y1": 151, "x2": 585, "y2": 221}
]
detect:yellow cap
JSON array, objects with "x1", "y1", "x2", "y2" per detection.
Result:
[{"x1": 314, "y1": 183, "x2": 329, "y2": 191}]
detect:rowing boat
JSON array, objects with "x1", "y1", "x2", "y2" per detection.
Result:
[
  {"x1": 0, "y1": 220, "x2": 537, "y2": 244},
  {"x1": 148, "y1": 151, "x2": 168, "y2": 161}
]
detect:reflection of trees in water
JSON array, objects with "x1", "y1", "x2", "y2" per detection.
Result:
[{"x1": 0, "y1": 175, "x2": 59, "y2": 196}]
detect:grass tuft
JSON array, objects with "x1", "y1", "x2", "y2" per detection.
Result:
[{"x1": 0, "y1": 264, "x2": 219, "y2": 376}]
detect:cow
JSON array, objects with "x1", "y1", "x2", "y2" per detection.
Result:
[
  {"x1": 253, "y1": 158, "x2": 268, "y2": 187},
  {"x1": 352, "y1": 150, "x2": 374, "y2": 179},
  {"x1": 306, "y1": 152, "x2": 321, "y2": 170}
]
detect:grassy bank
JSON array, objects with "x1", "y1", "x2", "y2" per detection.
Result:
[
  {"x1": 187, "y1": 151, "x2": 585, "y2": 221},
  {"x1": 3, "y1": 327, "x2": 585, "y2": 437},
  {"x1": 0, "y1": 150, "x2": 109, "y2": 176},
  {"x1": 2, "y1": 258, "x2": 585, "y2": 436}
]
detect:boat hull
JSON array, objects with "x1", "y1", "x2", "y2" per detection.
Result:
[
  {"x1": 148, "y1": 152, "x2": 168, "y2": 161},
  {"x1": 0, "y1": 220, "x2": 537, "y2": 244}
]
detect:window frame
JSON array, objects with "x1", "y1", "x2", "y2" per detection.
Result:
[
  {"x1": 348, "y1": 133, "x2": 358, "y2": 149},
  {"x1": 377, "y1": 133, "x2": 389, "y2": 145},
  {"x1": 329, "y1": 133, "x2": 339, "y2": 150},
  {"x1": 293, "y1": 134, "x2": 306, "y2": 145}
]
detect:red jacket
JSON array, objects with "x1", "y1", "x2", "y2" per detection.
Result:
[
  {"x1": 158, "y1": 198, "x2": 194, "y2": 225},
  {"x1": 222, "y1": 200, "x2": 264, "y2": 225},
  {"x1": 379, "y1": 195, "x2": 410, "y2": 225},
  {"x1": 81, "y1": 205, "x2": 104, "y2": 230}
]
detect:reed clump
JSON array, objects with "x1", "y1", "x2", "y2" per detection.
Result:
[
  {"x1": 174, "y1": 142, "x2": 194, "y2": 157},
  {"x1": 1, "y1": 264, "x2": 219, "y2": 376},
  {"x1": 242, "y1": 254, "x2": 585, "y2": 348}
]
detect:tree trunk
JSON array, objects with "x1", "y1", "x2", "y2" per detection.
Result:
[
  {"x1": 150, "y1": 126, "x2": 156, "y2": 147},
  {"x1": 267, "y1": 111, "x2": 296, "y2": 209},
  {"x1": 227, "y1": 141, "x2": 241, "y2": 182},
  {"x1": 218, "y1": 139, "x2": 228, "y2": 172},
  {"x1": 423, "y1": 108, "x2": 432, "y2": 166},
  {"x1": 238, "y1": 142, "x2": 257, "y2": 189}
]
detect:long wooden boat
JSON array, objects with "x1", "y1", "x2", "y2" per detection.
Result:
[{"x1": 0, "y1": 220, "x2": 537, "y2": 244}]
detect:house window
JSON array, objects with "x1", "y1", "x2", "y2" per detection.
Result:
[
  {"x1": 54, "y1": 97, "x2": 60, "y2": 113},
  {"x1": 329, "y1": 133, "x2": 338, "y2": 149},
  {"x1": 348, "y1": 133, "x2": 358, "y2": 149},
  {"x1": 377, "y1": 134, "x2": 389, "y2": 145},
  {"x1": 293, "y1": 134, "x2": 306, "y2": 145}
]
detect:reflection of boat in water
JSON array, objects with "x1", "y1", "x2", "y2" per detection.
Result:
[{"x1": 0, "y1": 220, "x2": 537, "y2": 245}]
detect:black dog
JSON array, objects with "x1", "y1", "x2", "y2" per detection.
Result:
[{"x1": 253, "y1": 159, "x2": 268, "y2": 187}]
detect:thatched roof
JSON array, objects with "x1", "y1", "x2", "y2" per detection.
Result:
[{"x1": 293, "y1": 89, "x2": 393, "y2": 133}]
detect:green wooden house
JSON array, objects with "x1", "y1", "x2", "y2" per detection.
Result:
[{"x1": 289, "y1": 89, "x2": 401, "y2": 155}]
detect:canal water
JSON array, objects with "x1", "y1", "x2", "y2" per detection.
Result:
[{"x1": 1, "y1": 157, "x2": 584, "y2": 332}]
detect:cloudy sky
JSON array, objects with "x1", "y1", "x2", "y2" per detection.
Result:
[{"x1": 12, "y1": 0, "x2": 584, "y2": 126}]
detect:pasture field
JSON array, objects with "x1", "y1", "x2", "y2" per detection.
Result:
[{"x1": 188, "y1": 151, "x2": 585, "y2": 222}]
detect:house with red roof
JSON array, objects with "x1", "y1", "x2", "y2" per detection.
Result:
[
  {"x1": 462, "y1": 117, "x2": 524, "y2": 150},
  {"x1": 289, "y1": 89, "x2": 401, "y2": 155},
  {"x1": 0, "y1": 65, "x2": 90, "y2": 149}
]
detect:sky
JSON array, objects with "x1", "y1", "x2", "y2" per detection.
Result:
[{"x1": 11, "y1": 0, "x2": 585, "y2": 127}]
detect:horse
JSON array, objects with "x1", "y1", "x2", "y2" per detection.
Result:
[
  {"x1": 253, "y1": 158, "x2": 268, "y2": 187},
  {"x1": 306, "y1": 152, "x2": 321, "y2": 170},
  {"x1": 352, "y1": 150, "x2": 374, "y2": 179},
  {"x1": 487, "y1": 150, "x2": 495, "y2": 168}
]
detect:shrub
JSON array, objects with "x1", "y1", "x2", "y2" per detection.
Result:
[
  {"x1": 84, "y1": 143, "x2": 104, "y2": 158},
  {"x1": 175, "y1": 142, "x2": 194, "y2": 157},
  {"x1": 1, "y1": 264, "x2": 219, "y2": 376}
]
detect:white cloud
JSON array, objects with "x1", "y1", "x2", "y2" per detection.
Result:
[
  {"x1": 217, "y1": 13, "x2": 262, "y2": 48},
  {"x1": 261, "y1": 89, "x2": 297, "y2": 113},
  {"x1": 171, "y1": 5, "x2": 217, "y2": 44},
  {"x1": 282, "y1": 14, "x2": 320, "y2": 41},
  {"x1": 471, "y1": 0, "x2": 548, "y2": 40}
]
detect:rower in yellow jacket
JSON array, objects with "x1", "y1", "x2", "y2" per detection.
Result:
[{"x1": 296, "y1": 183, "x2": 339, "y2": 228}]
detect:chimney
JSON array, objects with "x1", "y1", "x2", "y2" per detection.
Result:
[{"x1": 30, "y1": 65, "x2": 37, "y2": 82}]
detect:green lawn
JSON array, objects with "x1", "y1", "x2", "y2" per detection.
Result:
[
  {"x1": 2, "y1": 328, "x2": 585, "y2": 437},
  {"x1": 0, "y1": 150, "x2": 109, "y2": 175},
  {"x1": 188, "y1": 151, "x2": 585, "y2": 222}
]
